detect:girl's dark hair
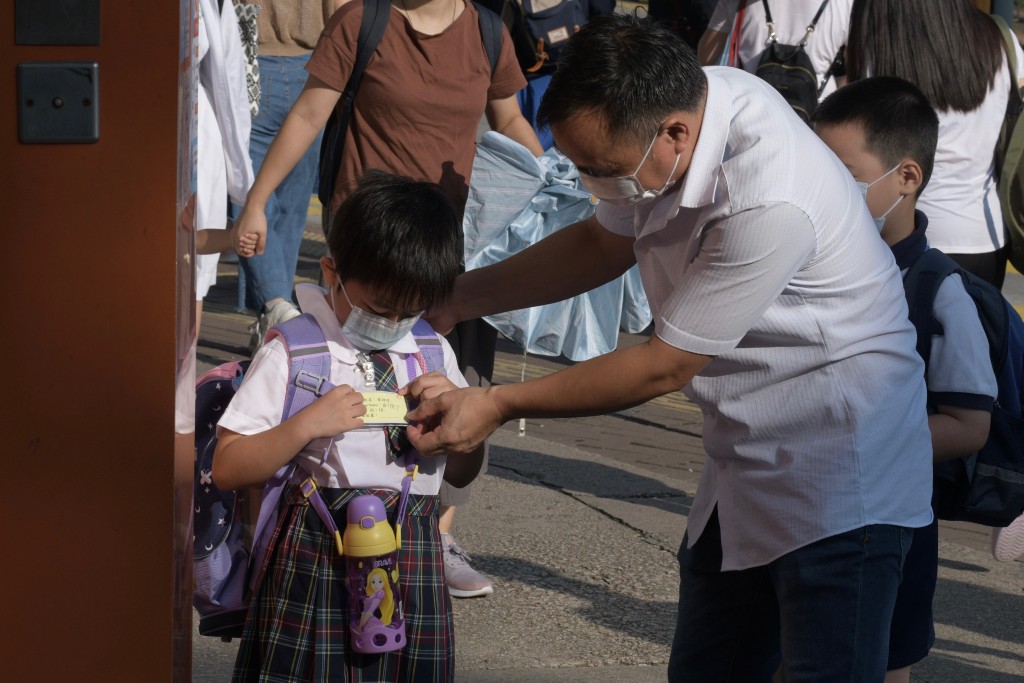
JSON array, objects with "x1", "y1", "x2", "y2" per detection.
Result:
[
  {"x1": 327, "y1": 170, "x2": 461, "y2": 312},
  {"x1": 846, "y1": 0, "x2": 1003, "y2": 113},
  {"x1": 537, "y1": 14, "x2": 707, "y2": 146},
  {"x1": 812, "y1": 76, "x2": 940, "y2": 195}
]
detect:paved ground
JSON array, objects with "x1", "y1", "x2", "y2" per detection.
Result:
[{"x1": 193, "y1": 207, "x2": 1024, "y2": 682}]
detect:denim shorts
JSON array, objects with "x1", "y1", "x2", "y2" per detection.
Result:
[{"x1": 668, "y1": 507, "x2": 913, "y2": 683}]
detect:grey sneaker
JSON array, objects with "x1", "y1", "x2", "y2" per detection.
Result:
[
  {"x1": 992, "y1": 513, "x2": 1024, "y2": 562},
  {"x1": 249, "y1": 299, "x2": 300, "y2": 353},
  {"x1": 442, "y1": 533, "x2": 494, "y2": 598}
]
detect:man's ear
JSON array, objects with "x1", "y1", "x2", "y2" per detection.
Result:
[
  {"x1": 898, "y1": 158, "x2": 924, "y2": 196},
  {"x1": 320, "y1": 256, "x2": 338, "y2": 288},
  {"x1": 663, "y1": 112, "x2": 695, "y2": 155}
]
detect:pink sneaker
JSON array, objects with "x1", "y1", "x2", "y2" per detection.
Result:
[{"x1": 991, "y1": 513, "x2": 1024, "y2": 562}]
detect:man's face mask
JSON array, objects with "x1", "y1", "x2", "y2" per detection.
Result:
[
  {"x1": 330, "y1": 274, "x2": 420, "y2": 351},
  {"x1": 856, "y1": 164, "x2": 904, "y2": 232},
  {"x1": 579, "y1": 127, "x2": 681, "y2": 207}
]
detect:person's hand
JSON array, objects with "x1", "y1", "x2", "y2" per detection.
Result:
[
  {"x1": 404, "y1": 386, "x2": 504, "y2": 456},
  {"x1": 180, "y1": 193, "x2": 197, "y2": 233},
  {"x1": 234, "y1": 203, "x2": 268, "y2": 256},
  {"x1": 227, "y1": 220, "x2": 260, "y2": 257},
  {"x1": 298, "y1": 384, "x2": 365, "y2": 439},
  {"x1": 424, "y1": 300, "x2": 459, "y2": 336}
]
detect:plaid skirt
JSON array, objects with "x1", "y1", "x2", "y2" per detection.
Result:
[{"x1": 232, "y1": 487, "x2": 453, "y2": 683}]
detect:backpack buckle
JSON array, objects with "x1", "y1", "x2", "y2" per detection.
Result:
[
  {"x1": 295, "y1": 370, "x2": 328, "y2": 396},
  {"x1": 300, "y1": 477, "x2": 318, "y2": 499}
]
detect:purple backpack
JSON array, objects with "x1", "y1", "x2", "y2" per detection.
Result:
[{"x1": 193, "y1": 314, "x2": 445, "y2": 639}]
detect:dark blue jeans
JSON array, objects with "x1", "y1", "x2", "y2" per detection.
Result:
[
  {"x1": 668, "y1": 509, "x2": 913, "y2": 683},
  {"x1": 236, "y1": 54, "x2": 322, "y2": 312}
]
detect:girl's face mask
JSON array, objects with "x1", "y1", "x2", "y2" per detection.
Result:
[
  {"x1": 579, "y1": 128, "x2": 681, "y2": 207},
  {"x1": 330, "y1": 275, "x2": 420, "y2": 351}
]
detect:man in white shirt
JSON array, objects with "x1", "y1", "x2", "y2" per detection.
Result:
[{"x1": 405, "y1": 15, "x2": 932, "y2": 682}]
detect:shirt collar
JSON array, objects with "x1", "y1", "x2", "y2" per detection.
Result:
[
  {"x1": 294, "y1": 283, "x2": 421, "y2": 359},
  {"x1": 676, "y1": 69, "x2": 730, "y2": 210},
  {"x1": 889, "y1": 210, "x2": 930, "y2": 271}
]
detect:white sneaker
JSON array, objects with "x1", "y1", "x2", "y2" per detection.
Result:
[
  {"x1": 992, "y1": 513, "x2": 1024, "y2": 562},
  {"x1": 249, "y1": 299, "x2": 300, "y2": 353},
  {"x1": 442, "y1": 533, "x2": 494, "y2": 598}
]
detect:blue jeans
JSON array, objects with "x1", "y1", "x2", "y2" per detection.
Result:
[
  {"x1": 668, "y1": 508, "x2": 913, "y2": 683},
  {"x1": 236, "y1": 54, "x2": 322, "y2": 312}
]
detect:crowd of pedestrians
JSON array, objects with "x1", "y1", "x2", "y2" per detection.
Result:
[{"x1": 191, "y1": 1, "x2": 1024, "y2": 681}]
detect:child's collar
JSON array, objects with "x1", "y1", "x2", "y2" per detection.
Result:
[{"x1": 889, "y1": 210, "x2": 930, "y2": 271}]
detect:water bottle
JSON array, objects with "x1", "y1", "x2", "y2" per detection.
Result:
[{"x1": 343, "y1": 495, "x2": 406, "y2": 653}]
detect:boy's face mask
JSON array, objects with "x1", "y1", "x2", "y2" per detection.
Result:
[
  {"x1": 329, "y1": 274, "x2": 420, "y2": 351},
  {"x1": 856, "y1": 164, "x2": 904, "y2": 232},
  {"x1": 578, "y1": 127, "x2": 681, "y2": 207}
]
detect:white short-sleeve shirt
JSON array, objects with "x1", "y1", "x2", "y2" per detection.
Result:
[
  {"x1": 917, "y1": 36, "x2": 1024, "y2": 254},
  {"x1": 217, "y1": 283, "x2": 469, "y2": 494},
  {"x1": 707, "y1": 0, "x2": 853, "y2": 99},
  {"x1": 596, "y1": 67, "x2": 934, "y2": 571}
]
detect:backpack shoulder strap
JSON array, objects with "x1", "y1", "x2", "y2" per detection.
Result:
[
  {"x1": 903, "y1": 247, "x2": 958, "y2": 369},
  {"x1": 265, "y1": 313, "x2": 335, "y2": 419},
  {"x1": 407, "y1": 319, "x2": 447, "y2": 377},
  {"x1": 317, "y1": 0, "x2": 392, "y2": 208},
  {"x1": 475, "y1": 2, "x2": 503, "y2": 75},
  {"x1": 993, "y1": 14, "x2": 1020, "y2": 98}
]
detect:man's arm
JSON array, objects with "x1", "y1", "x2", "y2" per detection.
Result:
[
  {"x1": 406, "y1": 334, "x2": 712, "y2": 455},
  {"x1": 449, "y1": 215, "x2": 637, "y2": 325}
]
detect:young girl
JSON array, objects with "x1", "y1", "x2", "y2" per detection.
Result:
[{"x1": 214, "y1": 171, "x2": 485, "y2": 682}]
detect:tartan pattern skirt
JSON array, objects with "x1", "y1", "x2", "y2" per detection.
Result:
[{"x1": 232, "y1": 486, "x2": 453, "y2": 683}]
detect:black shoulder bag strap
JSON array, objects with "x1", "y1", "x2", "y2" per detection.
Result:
[
  {"x1": 475, "y1": 2, "x2": 504, "y2": 74},
  {"x1": 764, "y1": 0, "x2": 831, "y2": 46},
  {"x1": 317, "y1": 0, "x2": 391, "y2": 214}
]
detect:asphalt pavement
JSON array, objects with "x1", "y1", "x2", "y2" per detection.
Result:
[{"x1": 193, "y1": 208, "x2": 1024, "y2": 682}]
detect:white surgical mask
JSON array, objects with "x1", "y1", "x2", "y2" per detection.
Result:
[
  {"x1": 856, "y1": 164, "x2": 904, "y2": 232},
  {"x1": 579, "y1": 128, "x2": 681, "y2": 207},
  {"x1": 330, "y1": 277, "x2": 420, "y2": 351}
]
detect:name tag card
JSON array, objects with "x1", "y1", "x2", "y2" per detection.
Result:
[{"x1": 361, "y1": 391, "x2": 409, "y2": 427}]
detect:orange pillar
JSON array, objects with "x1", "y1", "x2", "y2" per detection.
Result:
[{"x1": 0, "y1": 1, "x2": 195, "y2": 680}]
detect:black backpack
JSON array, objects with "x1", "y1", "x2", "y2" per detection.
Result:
[
  {"x1": 755, "y1": 0, "x2": 831, "y2": 123},
  {"x1": 316, "y1": 0, "x2": 504, "y2": 225},
  {"x1": 903, "y1": 248, "x2": 1024, "y2": 528}
]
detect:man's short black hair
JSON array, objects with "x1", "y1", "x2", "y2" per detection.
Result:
[
  {"x1": 812, "y1": 76, "x2": 939, "y2": 195},
  {"x1": 537, "y1": 14, "x2": 707, "y2": 147},
  {"x1": 327, "y1": 170, "x2": 461, "y2": 312}
]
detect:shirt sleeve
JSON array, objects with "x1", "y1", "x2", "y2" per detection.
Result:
[
  {"x1": 304, "y1": 3, "x2": 362, "y2": 92},
  {"x1": 926, "y1": 273, "x2": 998, "y2": 410},
  {"x1": 707, "y1": 0, "x2": 740, "y2": 33},
  {"x1": 656, "y1": 201, "x2": 817, "y2": 356},
  {"x1": 488, "y1": 24, "x2": 528, "y2": 100},
  {"x1": 217, "y1": 339, "x2": 290, "y2": 436}
]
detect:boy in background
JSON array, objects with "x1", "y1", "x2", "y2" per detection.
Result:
[{"x1": 813, "y1": 76, "x2": 997, "y2": 683}]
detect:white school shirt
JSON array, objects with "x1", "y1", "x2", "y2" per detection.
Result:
[
  {"x1": 217, "y1": 283, "x2": 468, "y2": 494},
  {"x1": 917, "y1": 37, "x2": 1024, "y2": 255},
  {"x1": 707, "y1": 0, "x2": 853, "y2": 100},
  {"x1": 597, "y1": 67, "x2": 934, "y2": 571}
]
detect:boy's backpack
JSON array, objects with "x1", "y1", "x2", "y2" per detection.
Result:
[
  {"x1": 316, "y1": 0, "x2": 504, "y2": 226},
  {"x1": 194, "y1": 314, "x2": 446, "y2": 639},
  {"x1": 991, "y1": 15, "x2": 1024, "y2": 274},
  {"x1": 903, "y1": 248, "x2": 1024, "y2": 528},
  {"x1": 755, "y1": 0, "x2": 831, "y2": 124}
]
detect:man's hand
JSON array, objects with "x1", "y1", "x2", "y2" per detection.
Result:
[{"x1": 404, "y1": 386, "x2": 505, "y2": 456}]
